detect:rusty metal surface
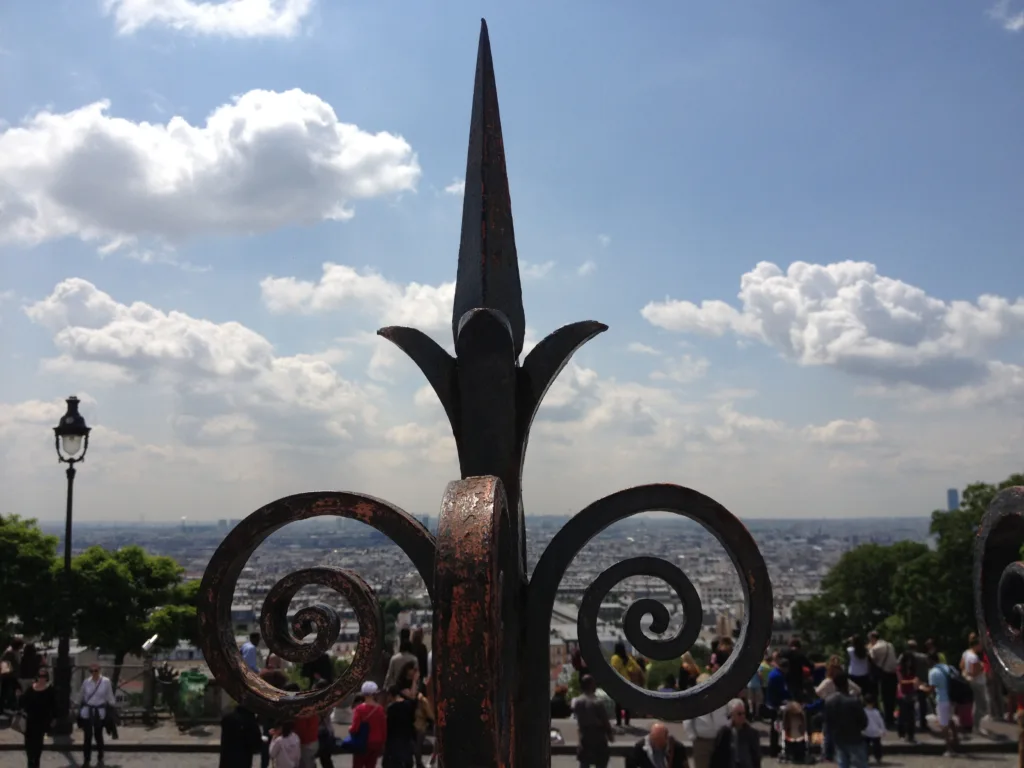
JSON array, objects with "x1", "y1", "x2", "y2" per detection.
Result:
[
  {"x1": 199, "y1": 18, "x2": 777, "y2": 766},
  {"x1": 197, "y1": 492, "x2": 435, "y2": 720},
  {"x1": 433, "y1": 477, "x2": 518, "y2": 768},
  {"x1": 522, "y1": 484, "x2": 773, "y2": 764},
  {"x1": 976, "y1": 486, "x2": 1024, "y2": 692}
]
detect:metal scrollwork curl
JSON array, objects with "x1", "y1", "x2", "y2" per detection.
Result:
[
  {"x1": 529, "y1": 483, "x2": 772, "y2": 722},
  {"x1": 197, "y1": 491, "x2": 436, "y2": 719},
  {"x1": 975, "y1": 486, "x2": 1024, "y2": 692}
]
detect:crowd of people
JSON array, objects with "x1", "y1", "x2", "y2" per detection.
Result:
[
  {"x1": 3, "y1": 624, "x2": 1014, "y2": 768},
  {"x1": 223, "y1": 627, "x2": 435, "y2": 768},
  {"x1": 556, "y1": 629, "x2": 1014, "y2": 768}
]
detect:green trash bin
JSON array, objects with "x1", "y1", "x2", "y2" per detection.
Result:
[{"x1": 177, "y1": 671, "x2": 208, "y2": 723}]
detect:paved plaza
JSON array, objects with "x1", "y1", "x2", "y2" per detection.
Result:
[{"x1": 7, "y1": 752, "x2": 1019, "y2": 768}]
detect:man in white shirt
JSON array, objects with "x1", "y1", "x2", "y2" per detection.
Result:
[
  {"x1": 961, "y1": 632, "x2": 990, "y2": 735},
  {"x1": 78, "y1": 663, "x2": 116, "y2": 767},
  {"x1": 684, "y1": 692, "x2": 731, "y2": 768}
]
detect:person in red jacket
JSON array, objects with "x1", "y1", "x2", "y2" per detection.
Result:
[{"x1": 351, "y1": 681, "x2": 387, "y2": 768}]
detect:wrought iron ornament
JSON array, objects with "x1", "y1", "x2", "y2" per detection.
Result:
[
  {"x1": 198, "y1": 19, "x2": 774, "y2": 767},
  {"x1": 975, "y1": 487, "x2": 1024, "y2": 693}
]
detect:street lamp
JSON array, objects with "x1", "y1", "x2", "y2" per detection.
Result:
[{"x1": 51, "y1": 395, "x2": 91, "y2": 736}]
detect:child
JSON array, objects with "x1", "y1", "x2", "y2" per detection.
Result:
[
  {"x1": 862, "y1": 694, "x2": 885, "y2": 764},
  {"x1": 781, "y1": 700, "x2": 808, "y2": 764},
  {"x1": 269, "y1": 721, "x2": 301, "y2": 768},
  {"x1": 350, "y1": 681, "x2": 387, "y2": 768}
]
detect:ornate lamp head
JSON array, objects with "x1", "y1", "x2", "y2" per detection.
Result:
[
  {"x1": 198, "y1": 20, "x2": 773, "y2": 768},
  {"x1": 53, "y1": 395, "x2": 91, "y2": 463}
]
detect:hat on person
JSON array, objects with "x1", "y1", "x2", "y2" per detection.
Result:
[{"x1": 360, "y1": 681, "x2": 379, "y2": 695}]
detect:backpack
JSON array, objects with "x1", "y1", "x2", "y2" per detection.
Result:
[{"x1": 942, "y1": 666, "x2": 974, "y2": 705}]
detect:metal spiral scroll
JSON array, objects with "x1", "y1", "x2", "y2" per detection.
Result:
[
  {"x1": 197, "y1": 491, "x2": 436, "y2": 719},
  {"x1": 529, "y1": 484, "x2": 773, "y2": 721},
  {"x1": 975, "y1": 486, "x2": 1024, "y2": 692}
]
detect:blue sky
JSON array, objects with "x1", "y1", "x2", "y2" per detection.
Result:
[{"x1": 1, "y1": 0, "x2": 1022, "y2": 523}]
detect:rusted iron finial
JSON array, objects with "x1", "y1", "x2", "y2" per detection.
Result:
[
  {"x1": 198, "y1": 20, "x2": 775, "y2": 768},
  {"x1": 453, "y1": 19, "x2": 526, "y2": 358}
]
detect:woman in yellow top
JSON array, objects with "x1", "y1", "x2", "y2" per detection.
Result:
[{"x1": 610, "y1": 641, "x2": 644, "y2": 727}]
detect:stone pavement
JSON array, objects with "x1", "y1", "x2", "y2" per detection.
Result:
[
  {"x1": 1, "y1": 713, "x2": 1018, "y2": 752},
  {"x1": 14, "y1": 751, "x2": 1024, "y2": 767}
]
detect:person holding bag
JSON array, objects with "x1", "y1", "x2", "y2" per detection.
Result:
[{"x1": 78, "y1": 663, "x2": 116, "y2": 767}]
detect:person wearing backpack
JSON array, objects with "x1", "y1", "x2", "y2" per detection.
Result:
[{"x1": 924, "y1": 654, "x2": 965, "y2": 757}]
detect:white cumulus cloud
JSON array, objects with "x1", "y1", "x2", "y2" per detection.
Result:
[
  {"x1": 0, "y1": 89, "x2": 420, "y2": 249},
  {"x1": 24, "y1": 278, "x2": 372, "y2": 440},
  {"x1": 104, "y1": 0, "x2": 314, "y2": 38},
  {"x1": 443, "y1": 179, "x2": 465, "y2": 196},
  {"x1": 522, "y1": 261, "x2": 555, "y2": 280},
  {"x1": 578, "y1": 260, "x2": 596, "y2": 277},
  {"x1": 991, "y1": 0, "x2": 1024, "y2": 31},
  {"x1": 260, "y1": 263, "x2": 454, "y2": 331},
  {"x1": 642, "y1": 260, "x2": 1024, "y2": 392}
]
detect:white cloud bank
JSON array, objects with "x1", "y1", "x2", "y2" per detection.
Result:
[
  {"x1": 104, "y1": 0, "x2": 314, "y2": 38},
  {"x1": 642, "y1": 260, "x2": 1024, "y2": 399},
  {"x1": 0, "y1": 89, "x2": 420, "y2": 250},
  {"x1": 261, "y1": 263, "x2": 454, "y2": 331}
]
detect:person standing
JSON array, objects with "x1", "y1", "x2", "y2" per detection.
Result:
[
  {"x1": 383, "y1": 632, "x2": 417, "y2": 693},
  {"x1": 962, "y1": 632, "x2": 990, "y2": 736},
  {"x1": 17, "y1": 644, "x2": 41, "y2": 697},
  {"x1": 765, "y1": 658, "x2": 791, "y2": 758},
  {"x1": 924, "y1": 654, "x2": 959, "y2": 758},
  {"x1": 709, "y1": 700, "x2": 760, "y2": 768},
  {"x1": 823, "y1": 672, "x2": 868, "y2": 768},
  {"x1": 241, "y1": 633, "x2": 262, "y2": 674},
  {"x1": 630, "y1": 721, "x2": 689, "y2": 768},
  {"x1": 19, "y1": 669, "x2": 55, "y2": 768},
  {"x1": 896, "y1": 651, "x2": 918, "y2": 743},
  {"x1": 867, "y1": 631, "x2": 898, "y2": 729},
  {"x1": 409, "y1": 629, "x2": 429, "y2": 693},
  {"x1": 847, "y1": 636, "x2": 873, "y2": 697},
  {"x1": 350, "y1": 681, "x2": 387, "y2": 768},
  {"x1": 906, "y1": 640, "x2": 932, "y2": 731},
  {"x1": 78, "y1": 663, "x2": 116, "y2": 768},
  {"x1": 220, "y1": 704, "x2": 264, "y2": 768},
  {"x1": 610, "y1": 641, "x2": 644, "y2": 727},
  {"x1": 685, "y1": 693, "x2": 730, "y2": 768},
  {"x1": 269, "y1": 722, "x2": 301, "y2": 768},
  {"x1": 259, "y1": 663, "x2": 290, "y2": 768},
  {"x1": 383, "y1": 665, "x2": 420, "y2": 768},
  {"x1": 782, "y1": 639, "x2": 812, "y2": 704},
  {"x1": 0, "y1": 638, "x2": 24, "y2": 714},
  {"x1": 572, "y1": 674, "x2": 614, "y2": 768}
]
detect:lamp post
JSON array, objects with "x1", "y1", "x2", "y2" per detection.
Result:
[{"x1": 51, "y1": 396, "x2": 91, "y2": 736}]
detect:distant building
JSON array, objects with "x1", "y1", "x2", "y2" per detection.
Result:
[{"x1": 947, "y1": 488, "x2": 960, "y2": 511}]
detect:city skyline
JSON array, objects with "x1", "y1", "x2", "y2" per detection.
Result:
[{"x1": 2, "y1": 2, "x2": 1023, "y2": 523}]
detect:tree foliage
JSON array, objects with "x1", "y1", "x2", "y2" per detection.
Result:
[
  {"x1": 71, "y1": 545, "x2": 186, "y2": 687},
  {"x1": 0, "y1": 515, "x2": 60, "y2": 639},
  {"x1": 795, "y1": 472, "x2": 1024, "y2": 658}
]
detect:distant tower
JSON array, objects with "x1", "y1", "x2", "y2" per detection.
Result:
[{"x1": 947, "y1": 488, "x2": 960, "y2": 512}]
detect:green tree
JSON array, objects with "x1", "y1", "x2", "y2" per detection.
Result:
[
  {"x1": 795, "y1": 472, "x2": 1024, "y2": 659},
  {"x1": 0, "y1": 515, "x2": 59, "y2": 639},
  {"x1": 793, "y1": 541, "x2": 928, "y2": 654},
  {"x1": 893, "y1": 472, "x2": 1024, "y2": 657},
  {"x1": 72, "y1": 545, "x2": 185, "y2": 688},
  {"x1": 146, "y1": 579, "x2": 202, "y2": 651}
]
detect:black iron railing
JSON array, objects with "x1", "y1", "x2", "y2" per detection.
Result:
[{"x1": 197, "y1": 19, "x2": 774, "y2": 767}]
